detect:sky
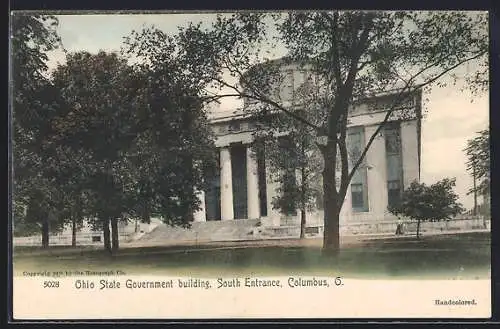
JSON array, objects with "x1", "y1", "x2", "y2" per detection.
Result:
[{"x1": 43, "y1": 13, "x2": 489, "y2": 210}]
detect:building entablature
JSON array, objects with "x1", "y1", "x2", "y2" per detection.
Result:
[{"x1": 209, "y1": 88, "x2": 421, "y2": 142}]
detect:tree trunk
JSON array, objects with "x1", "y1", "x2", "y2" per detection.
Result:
[
  {"x1": 300, "y1": 208, "x2": 306, "y2": 239},
  {"x1": 41, "y1": 218, "x2": 49, "y2": 248},
  {"x1": 472, "y1": 166, "x2": 478, "y2": 216},
  {"x1": 102, "y1": 217, "x2": 111, "y2": 253},
  {"x1": 416, "y1": 219, "x2": 421, "y2": 239},
  {"x1": 186, "y1": 211, "x2": 194, "y2": 223},
  {"x1": 111, "y1": 217, "x2": 119, "y2": 252},
  {"x1": 299, "y1": 168, "x2": 307, "y2": 239},
  {"x1": 71, "y1": 217, "x2": 77, "y2": 247},
  {"x1": 299, "y1": 136, "x2": 307, "y2": 240},
  {"x1": 322, "y1": 141, "x2": 340, "y2": 255},
  {"x1": 73, "y1": 197, "x2": 83, "y2": 247},
  {"x1": 143, "y1": 199, "x2": 151, "y2": 224},
  {"x1": 135, "y1": 219, "x2": 139, "y2": 233},
  {"x1": 323, "y1": 197, "x2": 340, "y2": 255}
]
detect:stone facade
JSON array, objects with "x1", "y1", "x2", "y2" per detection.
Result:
[{"x1": 199, "y1": 60, "x2": 423, "y2": 229}]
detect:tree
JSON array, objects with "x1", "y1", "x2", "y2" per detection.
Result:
[
  {"x1": 130, "y1": 11, "x2": 486, "y2": 254},
  {"x1": 389, "y1": 178, "x2": 464, "y2": 239},
  {"x1": 124, "y1": 64, "x2": 218, "y2": 231},
  {"x1": 50, "y1": 51, "x2": 141, "y2": 252},
  {"x1": 50, "y1": 49, "x2": 218, "y2": 252},
  {"x1": 252, "y1": 108, "x2": 323, "y2": 238},
  {"x1": 11, "y1": 14, "x2": 65, "y2": 247},
  {"x1": 464, "y1": 129, "x2": 490, "y2": 215},
  {"x1": 124, "y1": 29, "x2": 223, "y2": 226},
  {"x1": 43, "y1": 144, "x2": 94, "y2": 247}
]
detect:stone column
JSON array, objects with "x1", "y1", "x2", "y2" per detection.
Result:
[
  {"x1": 365, "y1": 125, "x2": 388, "y2": 217},
  {"x1": 220, "y1": 147, "x2": 234, "y2": 220},
  {"x1": 246, "y1": 146, "x2": 260, "y2": 219},
  {"x1": 193, "y1": 190, "x2": 206, "y2": 222},
  {"x1": 400, "y1": 120, "x2": 420, "y2": 189}
]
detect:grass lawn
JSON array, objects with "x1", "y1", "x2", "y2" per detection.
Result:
[{"x1": 13, "y1": 232, "x2": 491, "y2": 279}]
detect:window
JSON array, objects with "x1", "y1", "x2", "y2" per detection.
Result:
[
  {"x1": 248, "y1": 121, "x2": 257, "y2": 130},
  {"x1": 385, "y1": 123, "x2": 403, "y2": 208},
  {"x1": 217, "y1": 125, "x2": 227, "y2": 135},
  {"x1": 385, "y1": 126, "x2": 401, "y2": 154},
  {"x1": 351, "y1": 184, "x2": 364, "y2": 209},
  {"x1": 228, "y1": 122, "x2": 241, "y2": 132},
  {"x1": 386, "y1": 155, "x2": 402, "y2": 181},
  {"x1": 348, "y1": 127, "x2": 369, "y2": 212},
  {"x1": 348, "y1": 131, "x2": 363, "y2": 163}
]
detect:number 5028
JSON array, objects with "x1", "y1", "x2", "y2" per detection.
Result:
[{"x1": 43, "y1": 281, "x2": 60, "y2": 288}]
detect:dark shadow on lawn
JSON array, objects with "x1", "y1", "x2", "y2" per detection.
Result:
[{"x1": 13, "y1": 232, "x2": 491, "y2": 279}]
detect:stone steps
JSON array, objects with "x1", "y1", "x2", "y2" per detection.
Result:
[{"x1": 139, "y1": 219, "x2": 261, "y2": 243}]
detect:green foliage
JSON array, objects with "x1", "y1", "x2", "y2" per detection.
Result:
[
  {"x1": 389, "y1": 178, "x2": 465, "y2": 222},
  {"x1": 49, "y1": 49, "x2": 218, "y2": 238},
  {"x1": 11, "y1": 14, "x2": 66, "y2": 238},
  {"x1": 123, "y1": 35, "x2": 219, "y2": 227},
  {"x1": 12, "y1": 15, "x2": 219, "y2": 247},
  {"x1": 48, "y1": 51, "x2": 137, "y2": 239},
  {"x1": 13, "y1": 12, "x2": 487, "y2": 252},
  {"x1": 11, "y1": 15, "x2": 61, "y2": 94},
  {"x1": 464, "y1": 129, "x2": 490, "y2": 198}
]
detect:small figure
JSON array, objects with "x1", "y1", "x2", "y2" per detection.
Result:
[{"x1": 395, "y1": 221, "x2": 405, "y2": 235}]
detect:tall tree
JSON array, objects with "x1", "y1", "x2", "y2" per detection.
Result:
[
  {"x1": 11, "y1": 14, "x2": 64, "y2": 246},
  {"x1": 131, "y1": 11, "x2": 486, "y2": 254},
  {"x1": 126, "y1": 64, "x2": 218, "y2": 230},
  {"x1": 124, "y1": 29, "x2": 220, "y2": 228},
  {"x1": 389, "y1": 178, "x2": 464, "y2": 239},
  {"x1": 464, "y1": 129, "x2": 490, "y2": 215},
  {"x1": 51, "y1": 51, "x2": 140, "y2": 252},
  {"x1": 43, "y1": 143, "x2": 94, "y2": 246},
  {"x1": 51, "y1": 49, "x2": 218, "y2": 252}
]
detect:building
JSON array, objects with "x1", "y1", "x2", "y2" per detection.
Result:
[
  {"x1": 13, "y1": 59, "x2": 423, "y2": 246},
  {"x1": 193, "y1": 59, "x2": 422, "y2": 231}
]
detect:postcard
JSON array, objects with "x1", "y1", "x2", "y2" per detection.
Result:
[{"x1": 10, "y1": 10, "x2": 491, "y2": 320}]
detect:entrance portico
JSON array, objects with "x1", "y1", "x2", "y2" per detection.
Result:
[
  {"x1": 197, "y1": 108, "x2": 420, "y2": 227},
  {"x1": 201, "y1": 142, "x2": 265, "y2": 222}
]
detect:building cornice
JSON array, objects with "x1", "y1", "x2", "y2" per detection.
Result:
[{"x1": 208, "y1": 88, "x2": 422, "y2": 124}]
